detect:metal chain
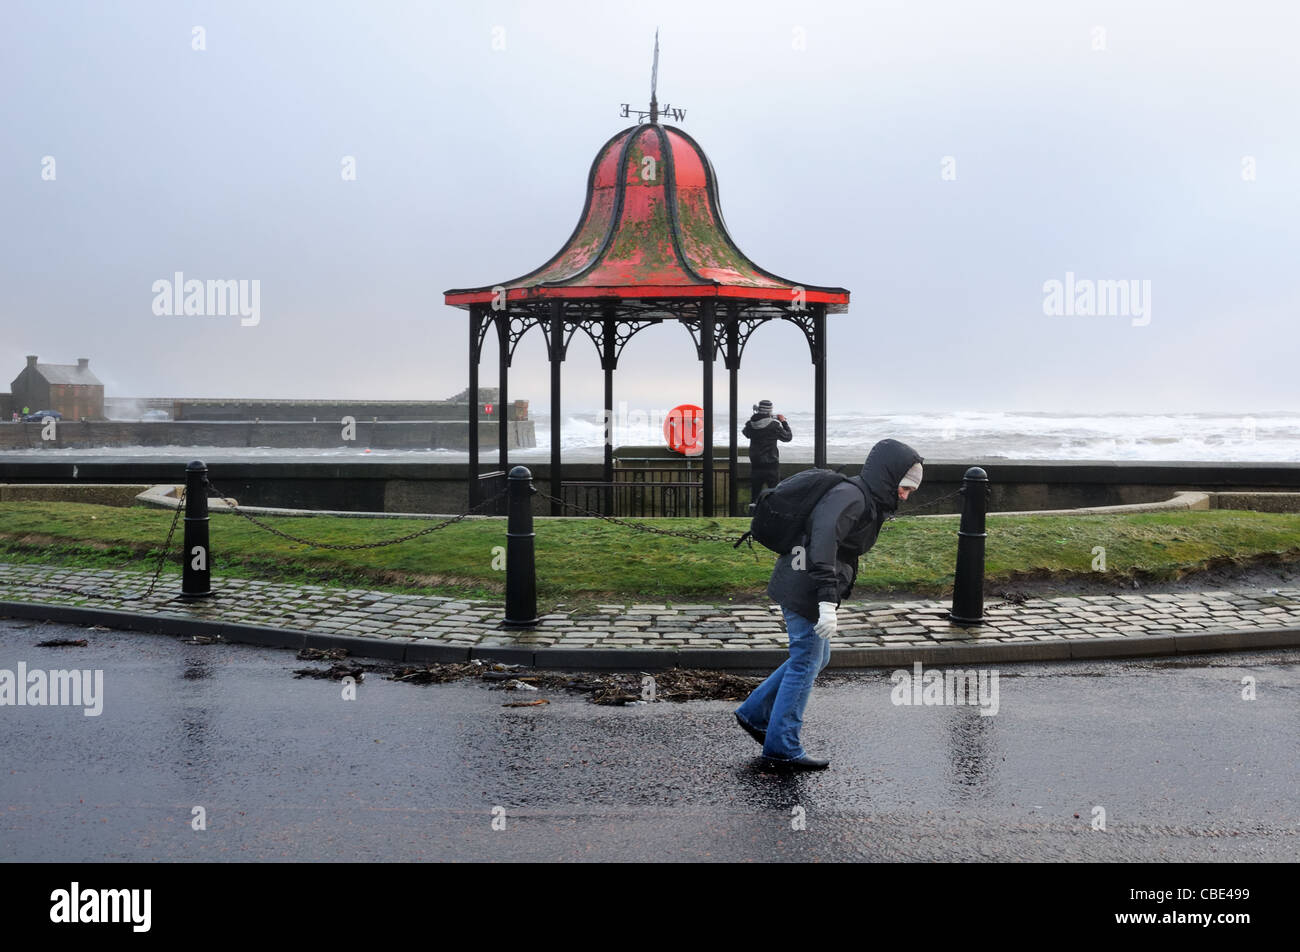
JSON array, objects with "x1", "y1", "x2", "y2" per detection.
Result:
[
  {"x1": 4, "y1": 482, "x2": 505, "y2": 608},
  {"x1": 10, "y1": 486, "x2": 188, "y2": 603},
  {"x1": 879, "y1": 488, "x2": 965, "y2": 530},
  {"x1": 537, "y1": 486, "x2": 966, "y2": 544},
  {"x1": 140, "y1": 485, "x2": 187, "y2": 598},
  {"x1": 5, "y1": 477, "x2": 973, "y2": 609},
  {"x1": 205, "y1": 479, "x2": 508, "y2": 550}
]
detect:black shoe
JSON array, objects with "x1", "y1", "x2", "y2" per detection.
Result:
[
  {"x1": 734, "y1": 713, "x2": 766, "y2": 746},
  {"x1": 758, "y1": 754, "x2": 830, "y2": 772}
]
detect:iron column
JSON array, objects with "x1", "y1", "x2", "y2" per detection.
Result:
[
  {"x1": 497, "y1": 309, "x2": 509, "y2": 473},
  {"x1": 813, "y1": 303, "x2": 827, "y2": 470},
  {"x1": 726, "y1": 305, "x2": 739, "y2": 517},
  {"x1": 602, "y1": 305, "x2": 616, "y2": 516},
  {"x1": 549, "y1": 300, "x2": 563, "y2": 515},
  {"x1": 468, "y1": 305, "x2": 481, "y2": 506},
  {"x1": 701, "y1": 299, "x2": 715, "y2": 517}
]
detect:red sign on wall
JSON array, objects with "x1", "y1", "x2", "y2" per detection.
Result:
[
  {"x1": 485, "y1": 403, "x2": 494, "y2": 416},
  {"x1": 664, "y1": 404, "x2": 703, "y2": 456}
]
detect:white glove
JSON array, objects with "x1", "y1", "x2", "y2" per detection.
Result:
[{"x1": 814, "y1": 601, "x2": 837, "y2": 639}]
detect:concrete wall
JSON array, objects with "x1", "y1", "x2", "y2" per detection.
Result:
[
  {"x1": 170, "y1": 398, "x2": 528, "y2": 422},
  {"x1": 1, "y1": 453, "x2": 1297, "y2": 516},
  {"x1": 0, "y1": 419, "x2": 535, "y2": 451},
  {"x1": 1212, "y1": 492, "x2": 1300, "y2": 514},
  {"x1": 0, "y1": 483, "x2": 148, "y2": 506}
]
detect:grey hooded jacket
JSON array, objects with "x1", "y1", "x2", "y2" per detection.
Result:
[{"x1": 766, "y1": 439, "x2": 923, "y2": 623}]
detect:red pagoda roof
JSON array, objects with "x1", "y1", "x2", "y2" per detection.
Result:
[{"x1": 444, "y1": 123, "x2": 849, "y2": 312}]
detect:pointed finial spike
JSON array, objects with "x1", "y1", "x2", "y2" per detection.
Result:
[{"x1": 649, "y1": 29, "x2": 659, "y2": 123}]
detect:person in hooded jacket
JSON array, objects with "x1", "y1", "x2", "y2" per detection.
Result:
[
  {"x1": 735, "y1": 438, "x2": 925, "y2": 771},
  {"x1": 743, "y1": 399, "x2": 792, "y2": 506}
]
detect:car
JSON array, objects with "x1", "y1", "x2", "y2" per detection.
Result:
[
  {"x1": 23, "y1": 410, "x2": 62, "y2": 422},
  {"x1": 141, "y1": 409, "x2": 170, "y2": 421}
]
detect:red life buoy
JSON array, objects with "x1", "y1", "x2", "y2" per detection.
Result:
[{"x1": 664, "y1": 404, "x2": 703, "y2": 456}]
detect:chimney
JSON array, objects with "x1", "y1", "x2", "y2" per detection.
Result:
[
  {"x1": 26, "y1": 355, "x2": 37, "y2": 368},
  {"x1": 77, "y1": 358, "x2": 89, "y2": 369}
]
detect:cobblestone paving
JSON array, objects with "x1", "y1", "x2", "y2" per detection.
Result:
[{"x1": 3, "y1": 563, "x2": 1300, "y2": 650}]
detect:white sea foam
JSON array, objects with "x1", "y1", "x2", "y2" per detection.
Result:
[
  {"x1": 3, "y1": 412, "x2": 1297, "y2": 462},
  {"x1": 518, "y1": 409, "x2": 1300, "y2": 462}
]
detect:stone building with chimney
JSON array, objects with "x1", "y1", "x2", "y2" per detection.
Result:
[{"x1": 9, "y1": 355, "x2": 105, "y2": 419}]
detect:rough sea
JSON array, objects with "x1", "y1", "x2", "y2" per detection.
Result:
[{"x1": 4, "y1": 410, "x2": 1297, "y2": 462}]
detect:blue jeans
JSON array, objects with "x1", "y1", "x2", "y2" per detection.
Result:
[{"x1": 734, "y1": 605, "x2": 832, "y2": 760}]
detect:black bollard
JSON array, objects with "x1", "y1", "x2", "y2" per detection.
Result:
[
  {"x1": 181, "y1": 460, "x2": 213, "y2": 598},
  {"x1": 949, "y1": 466, "x2": 989, "y2": 625},
  {"x1": 502, "y1": 465, "x2": 538, "y2": 628}
]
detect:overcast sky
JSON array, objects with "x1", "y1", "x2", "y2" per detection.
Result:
[{"x1": 3, "y1": 0, "x2": 1297, "y2": 416}]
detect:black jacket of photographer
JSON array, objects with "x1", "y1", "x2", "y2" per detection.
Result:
[{"x1": 743, "y1": 413, "x2": 792, "y2": 468}]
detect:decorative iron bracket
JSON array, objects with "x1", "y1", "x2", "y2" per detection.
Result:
[
  {"x1": 720, "y1": 315, "x2": 772, "y2": 370},
  {"x1": 541, "y1": 317, "x2": 581, "y2": 363},
  {"x1": 680, "y1": 316, "x2": 716, "y2": 362},
  {"x1": 577, "y1": 317, "x2": 663, "y2": 370},
  {"x1": 471, "y1": 307, "x2": 493, "y2": 365},
  {"x1": 780, "y1": 309, "x2": 820, "y2": 363},
  {"x1": 497, "y1": 311, "x2": 546, "y2": 367}
]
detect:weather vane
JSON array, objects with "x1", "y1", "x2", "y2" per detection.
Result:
[{"x1": 619, "y1": 29, "x2": 686, "y2": 123}]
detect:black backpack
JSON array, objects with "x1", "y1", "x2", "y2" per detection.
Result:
[{"x1": 734, "y1": 468, "x2": 867, "y2": 555}]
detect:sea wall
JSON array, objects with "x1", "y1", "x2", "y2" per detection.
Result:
[
  {"x1": 103, "y1": 395, "x2": 528, "y2": 422},
  {"x1": 169, "y1": 398, "x2": 528, "y2": 422},
  {"x1": 0, "y1": 420, "x2": 534, "y2": 451},
  {"x1": 0, "y1": 453, "x2": 1297, "y2": 516}
]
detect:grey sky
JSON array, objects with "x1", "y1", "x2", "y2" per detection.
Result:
[{"x1": 3, "y1": 0, "x2": 1297, "y2": 415}]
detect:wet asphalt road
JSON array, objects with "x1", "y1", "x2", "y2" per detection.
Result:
[{"x1": 1, "y1": 617, "x2": 1297, "y2": 861}]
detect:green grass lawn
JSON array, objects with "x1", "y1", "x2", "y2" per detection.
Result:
[{"x1": 0, "y1": 502, "x2": 1297, "y2": 609}]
